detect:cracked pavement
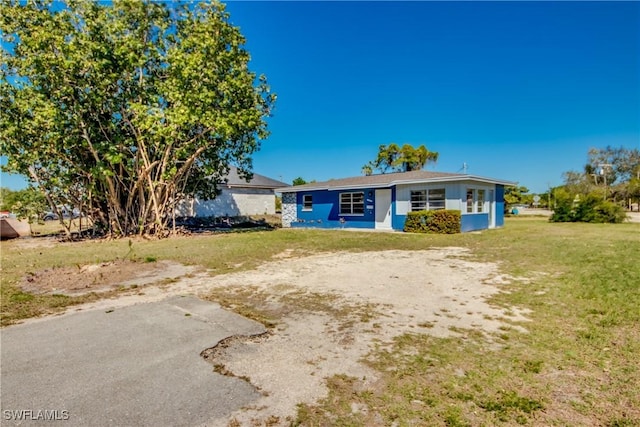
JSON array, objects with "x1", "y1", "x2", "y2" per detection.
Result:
[{"x1": 0, "y1": 296, "x2": 265, "y2": 426}]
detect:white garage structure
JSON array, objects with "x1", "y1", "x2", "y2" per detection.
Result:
[{"x1": 176, "y1": 167, "x2": 288, "y2": 217}]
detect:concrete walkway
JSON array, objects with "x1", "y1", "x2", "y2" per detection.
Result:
[{"x1": 1, "y1": 296, "x2": 266, "y2": 426}]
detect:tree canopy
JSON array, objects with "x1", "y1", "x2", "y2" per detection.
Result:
[
  {"x1": 551, "y1": 146, "x2": 639, "y2": 223},
  {"x1": 561, "y1": 146, "x2": 639, "y2": 205},
  {"x1": 292, "y1": 177, "x2": 307, "y2": 186},
  {"x1": 0, "y1": 0, "x2": 275, "y2": 237},
  {"x1": 0, "y1": 186, "x2": 47, "y2": 223},
  {"x1": 504, "y1": 185, "x2": 532, "y2": 207},
  {"x1": 362, "y1": 143, "x2": 439, "y2": 175}
]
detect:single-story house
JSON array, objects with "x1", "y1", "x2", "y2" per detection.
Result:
[
  {"x1": 277, "y1": 170, "x2": 516, "y2": 232},
  {"x1": 176, "y1": 166, "x2": 289, "y2": 217}
]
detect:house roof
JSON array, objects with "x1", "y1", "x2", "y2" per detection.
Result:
[
  {"x1": 277, "y1": 170, "x2": 516, "y2": 192},
  {"x1": 222, "y1": 166, "x2": 289, "y2": 189}
]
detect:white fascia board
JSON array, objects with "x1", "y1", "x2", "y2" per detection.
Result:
[
  {"x1": 228, "y1": 184, "x2": 279, "y2": 190},
  {"x1": 326, "y1": 183, "x2": 392, "y2": 191},
  {"x1": 276, "y1": 176, "x2": 516, "y2": 193},
  {"x1": 390, "y1": 176, "x2": 517, "y2": 187},
  {"x1": 276, "y1": 187, "x2": 299, "y2": 193},
  {"x1": 278, "y1": 183, "x2": 392, "y2": 192},
  {"x1": 461, "y1": 175, "x2": 518, "y2": 186}
]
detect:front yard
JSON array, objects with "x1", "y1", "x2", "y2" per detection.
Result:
[{"x1": 1, "y1": 218, "x2": 638, "y2": 425}]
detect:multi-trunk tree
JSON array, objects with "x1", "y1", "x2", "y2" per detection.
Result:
[{"x1": 1, "y1": 0, "x2": 275, "y2": 237}]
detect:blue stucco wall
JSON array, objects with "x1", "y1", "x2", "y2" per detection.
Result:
[
  {"x1": 392, "y1": 215, "x2": 406, "y2": 230},
  {"x1": 495, "y1": 185, "x2": 505, "y2": 227},
  {"x1": 291, "y1": 189, "x2": 376, "y2": 229},
  {"x1": 288, "y1": 183, "x2": 506, "y2": 232},
  {"x1": 390, "y1": 187, "x2": 405, "y2": 230},
  {"x1": 461, "y1": 214, "x2": 489, "y2": 232}
]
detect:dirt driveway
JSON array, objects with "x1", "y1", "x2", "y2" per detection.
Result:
[{"x1": 18, "y1": 247, "x2": 532, "y2": 426}]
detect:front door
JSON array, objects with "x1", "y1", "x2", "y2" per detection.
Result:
[{"x1": 375, "y1": 189, "x2": 392, "y2": 229}]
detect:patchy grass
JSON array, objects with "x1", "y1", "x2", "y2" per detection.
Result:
[
  {"x1": 294, "y1": 219, "x2": 640, "y2": 426},
  {"x1": 203, "y1": 284, "x2": 384, "y2": 330},
  {"x1": 2, "y1": 219, "x2": 639, "y2": 426},
  {"x1": 1, "y1": 228, "x2": 445, "y2": 325}
]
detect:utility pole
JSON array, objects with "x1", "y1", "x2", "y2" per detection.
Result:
[{"x1": 599, "y1": 164, "x2": 613, "y2": 200}]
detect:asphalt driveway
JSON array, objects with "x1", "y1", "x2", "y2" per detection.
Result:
[{"x1": 0, "y1": 296, "x2": 266, "y2": 426}]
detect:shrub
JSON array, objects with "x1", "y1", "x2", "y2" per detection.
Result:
[
  {"x1": 404, "y1": 210, "x2": 461, "y2": 234},
  {"x1": 550, "y1": 193, "x2": 627, "y2": 224}
]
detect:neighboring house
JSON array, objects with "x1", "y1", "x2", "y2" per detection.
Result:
[
  {"x1": 176, "y1": 167, "x2": 289, "y2": 217},
  {"x1": 0, "y1": 217, "x2": 30, "y2": 240},
  {"x1": 277, "y1": 170, "x2": 516, "y2": 232}
]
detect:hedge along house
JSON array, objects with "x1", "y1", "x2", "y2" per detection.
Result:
[
  {"x1": 278, "y1": 170, "x2": 516, "y2": 232},
  {"x1": 176, "y1": 166, "x2": 289, "y2": 217}
]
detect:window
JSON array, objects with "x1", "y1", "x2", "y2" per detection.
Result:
[
  {"x1": 302, "y1": 194, "x2": 313, "y2": 211},
  {"x1": 466, "y1": 189, "x2": 474, "y2": 213},
  {"x1": 428, "y1": 188, "x2": 445, "y2": 210},
  {"x1": 466, "y1": 188, "x2": 488, "y2": 213},
  {"x1": 477, "y1": 189, "x2": 485, "y2": 213},
  {"x1": 340, "y1": 192, "x2": 364, "y2": 215},
  {"x1": 410, "y1": 190, "x2": 427, "y2": 211},
  {"x1": 411, "y1": 188, "x2": 446, "y2": 211}
]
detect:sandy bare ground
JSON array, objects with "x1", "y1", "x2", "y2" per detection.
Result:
[
  {"x1": 198, "y1": 248, "x2": 533, "y2": 426},
  {"x1": 20, "y1": 247, "x2": 534, "y2": 426}
]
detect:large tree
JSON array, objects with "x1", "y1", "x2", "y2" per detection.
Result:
[
  {"x1": 0, "y1": 0, "x2": 275, "y2": 237},
  {"x1": 362, "y1": 143, "x2": 438, "y2": 175}
]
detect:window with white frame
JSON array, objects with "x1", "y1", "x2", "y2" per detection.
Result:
[
  {"x1": 340, "y1": 192, "x2": 364, "y2": 215},
  {"x1": 466, "y1": 189, "x2": 474, "y2": 213},
  {"x1": 428, "y1": 188, "x2": 445, "y2": 210},
  {"x1": 466, "y1": 188, "x2": 488, "y2": 213},
  {"x1": 302, "y1": 194, "x2": 313, "y2": 211},
  {"x1": 410, "y1": 191, "x2": 427, "y2": 211},
  {"x1": 411, "y1": 189, "x2": 446, "y2": 211},
  {"x1": 477, "y1": 189, "x2": 485, "y2": 213}
]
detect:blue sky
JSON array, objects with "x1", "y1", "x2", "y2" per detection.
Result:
[{"x1": 2, "y1": 1, "x2": 639, "y2": 193}]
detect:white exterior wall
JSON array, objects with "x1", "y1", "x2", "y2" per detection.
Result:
[
  {"x1": 176, "y1": 188, "x2": 276, "y2": 217},
  {"x1": 454, "y1": 181, "x2": 495, "y2": 214},
  {"x1": 395, "y1": 182, "x2": 462, "y2": 214},
  {"x1": 395, "y1": 181, "x2": 494, "y2": 215}
]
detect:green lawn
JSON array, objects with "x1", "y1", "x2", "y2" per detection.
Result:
[{"x1": 1, "y1": 218, "x2": 638, "y2": 425}]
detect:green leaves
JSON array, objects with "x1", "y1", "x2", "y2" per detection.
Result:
[
  {"x1": 403, "y1": 210, "x2": 461, "y2": 234},
  {"x1": 1, "y1": 0, "x2": 275, "y2": 236},
  {"x1": 362, "y1": 143, "x2": 439, "y2": 175}
]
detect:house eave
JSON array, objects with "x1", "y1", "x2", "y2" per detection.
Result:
[
  {"x1": 227, "y1": 184, "x2": 284, "y2": 190},
  {"x1": 392, "y1": 175, "x2": 517, "y2": 187},
  {"x1": 277, "y1": 175, "x2": 516, "y2": 193}
]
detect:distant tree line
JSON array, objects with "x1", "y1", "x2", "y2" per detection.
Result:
[
  {"x1": 0, "y1": 187, "x2": 47, "y2": 223},
  {"x1": 550, "y1": 146, "x2": 639, "y2": 223}
]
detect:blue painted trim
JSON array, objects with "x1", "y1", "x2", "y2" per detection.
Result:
[
  {"x1": 291, "y1": 220, "x2": 373, "y2": 229},
  {"x1": 461, "y1": 214, "x2": 489, "y2": 232},
  {"x1": 293, "y1": 188, "x2": 376, "y2": 228},
  {"x1": 289, "y1": 183, "x2": 506, "y2": 232},
  {"x1": 495, "y1": 185, "x2": 505, "y2": 227}
]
